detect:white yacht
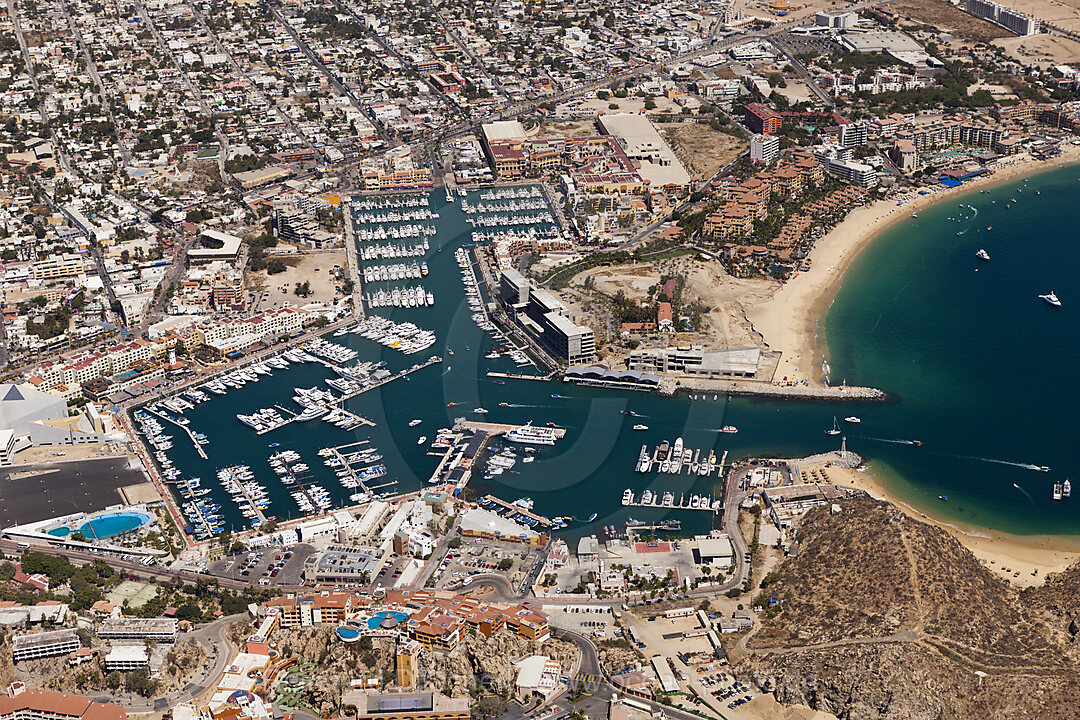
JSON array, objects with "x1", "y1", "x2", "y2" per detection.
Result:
[
  {"x1": 1040, "y1": 291, "x2": 1062, "y2": 307},
  {"x1": 976, "y1": 248, "x2": 989, "y2": 260}
]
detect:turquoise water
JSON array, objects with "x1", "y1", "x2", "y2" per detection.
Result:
[
  {"x1": 147, "y1": 170, "x2": 1080, "y2": 541},
  {"x1": 48, "y1": 511, "x2": 153, "y2": 539},
  {"x1": 823, "y1": 164, "x2": 1080, "y2": 535},
  {"x1": 335, "y1": 626, "x2": 362, "y2": 640},
  {"x1": 367, "y1": 611, "x2": 408, "y2": 629}
]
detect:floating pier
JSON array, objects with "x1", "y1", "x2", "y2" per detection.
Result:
[
  {"x1": 141, "y1": 406, "x2": 208, "y2": 460},
  {"x1": 622, "y1": 491, "x2": 720, "y2": 513},
  {"x1": 454, "y1": 419, "x2": 567, "y2": 439},
  {"x1": 480, "y1": 494, "x2": 552, "y2": 528}
]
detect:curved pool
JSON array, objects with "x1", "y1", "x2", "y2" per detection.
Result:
[
  {"x1": 335, "y1": 627, "x2": 361, "y2": 642},
  {"x1": 367, "y1": 611, "x2": 408, "y2": 630},
  {"x1": 47, "y1": 511, "x2": 153, "y2": 539}
]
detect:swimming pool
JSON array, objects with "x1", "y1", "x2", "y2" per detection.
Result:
[
  {"x1": 367, "y1": 611, "x2": 408, "y2": 629},
  {"x1": 47, "y1": 511, "x2": 153, "y2": 540},
  {"x1": 335, "y1": 627, "x2": 361, "y2": 642}
]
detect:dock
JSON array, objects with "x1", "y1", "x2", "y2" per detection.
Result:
[
  {"x1": 623, "y1": 491, "x2": 720, "y2": 513},
  {"x1": 336, "y1": 356, "x2": 442, "y2": 402},
  {"x1": 454, "y1": 419, "x2": 567, "y2": 439},
  {"x1": 325, "y1": 440, "x2": 398, "y2": 499},
  {"x1": 141, "y1": 406, "x2": 208, "y2": 460},
  {"x1": 223, "y1": 466, "x2": 268, "y2": 525},
  {"x1": 485, "y1": 371, "x2": 554, "y2": 381},
  {"x1": 637, "y1": 443, "x2": 723, "y2": 477},
  {"x1": 480, "y1": 494, "x2": 552, "y2": 528}
]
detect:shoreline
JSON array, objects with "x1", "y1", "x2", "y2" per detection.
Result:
[
  {"x1": 824, "y1": 461, "x2": 1080, "y2": 587},
  {"x1": 748, "y1": 148, "x2": 1080, "y2": 582},
  {"x1": 746, "y1": 145, "x2": 1080, "y2": 388}
]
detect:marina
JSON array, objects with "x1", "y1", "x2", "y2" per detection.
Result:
[
  {"x1": 634, "y1": 440, "x2": 726, "y2": 477},
  {"x1": 620, "y1": 489, "x2": 722, "y2": 513}
]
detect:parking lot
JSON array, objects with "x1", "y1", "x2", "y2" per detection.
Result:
[
  {"x1": 430, "y1": 538, "x2": 541, "y2": 591},
  {"x1": 700, "y1": 672, "x2": 755, "y2": 710},
  {"x1": 545, "y1": 605, "x2": 616, "y2": 640},
  {"x1": 208, "y1": 543, "x2": 316, "y2": 587}
]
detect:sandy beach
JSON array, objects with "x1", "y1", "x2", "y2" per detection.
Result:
[
  {"x1": 748, "y1": 150, "x2": 1080, "y2": 586},
  {"x1": 816, "y1": 461, "x2": 1080, "y2": 588},
  {"x1": 747, "y1": 145, "x2": 1080, "y2": 388}
]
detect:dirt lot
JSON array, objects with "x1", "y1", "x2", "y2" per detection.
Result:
[
  {"x1": 1007, "y1": 0, "x2": 1080, "y2": 33},
  {"x1": 736, "y1": 0, "x2": 847, "y2": 24},
  {"x1": 994, "y1": 33, "x2": 1080, "y2": 67},
  {"x1": 575, "y1": 256, "x2": 775, "y2": 351},
  {"x1": 533, "y1": 119, "x2": 598, "y2": 139},
  {"x1": 894, "y1": 0, "x2": 1011, "y2": 42},
  {"x1": 248, "y1": 249, "x2": 346, "y2": 311},
  {"x1": 660, "y1": 123, "x2": 748, "y2": 179}
]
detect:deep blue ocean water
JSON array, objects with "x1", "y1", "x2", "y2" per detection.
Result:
[{"x1": 151, "y1": 168, "x2": 1080, "y2": 540}]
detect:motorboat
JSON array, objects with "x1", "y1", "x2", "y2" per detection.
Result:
[
  {"x1": 622, "y1": 489, "x2": 633, "y2": 505},
  {"x1": 633, "y1": 424, "x2": 649, "y2": 431},
  {"x1": 409, "y1": 419, "x2": 422, "y2": 427},
  {"x1": 1064, "y1": 479, "x2": 1072, "y2": 498},
  {"x1": 417, "y1": 436, "x2": 427, "y2": 445},
  {"x1": 721, "y1": 426, "x2": 738, "y2": 434},
  {"x1": 976, "y1": 249, "x2": 989, "y2": 260},
  {"x1": 1040, "y1": 291, "x2": 1062, "y2": 307},
  {"x1": 844, "y1": 416, "x2": 861, "y2": 424},
  {"x1": 1054, "y1": 482, "x2": 1064, "y2": 501}
]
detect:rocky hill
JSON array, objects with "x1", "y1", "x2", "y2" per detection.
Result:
[
  {"x1": 267, "y1": 624, "x2": 578, "y2": 716},
  {"x1": 735, "y1": 497, "x2": 1080, "y2": 719}
]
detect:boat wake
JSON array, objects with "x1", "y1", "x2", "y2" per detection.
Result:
[
  {"x1": 1013, "y1": 483, "x2": 1037, "y2": 506},
  {"x1": 951, "y1": 454, "x2": 1049, "y2": 472},
  {"x1": 861, "y1": 436, "x2": 916, "y2": 445}
]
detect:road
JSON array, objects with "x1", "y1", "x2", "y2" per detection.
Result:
[{"x1": 96, "y1": 612, "x2": 243, "y2": 713}]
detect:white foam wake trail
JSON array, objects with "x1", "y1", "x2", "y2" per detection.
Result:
[{"x1": 1013, "y1": 483, "x2": 1036, "y2": 506}]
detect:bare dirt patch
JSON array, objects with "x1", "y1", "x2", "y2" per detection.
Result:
[
  {"x1": 993, "y1": 33, "x2": 1080, "y2": 68},
  {"x1": 575, "y1": 256, "x2": 775, "y2": 350},
  {"x1": 250, "y1": 249, "x2": 346, "y2": 310},
  {"x1": 894, "y1": 0, "x2": 1011, "y2": 42},
  {"x1": 660, "y1": 123, "x2": 748, "y2": 179},
  {"x1": 533, "y1": 120, "x2": 598, "y2": 139}
]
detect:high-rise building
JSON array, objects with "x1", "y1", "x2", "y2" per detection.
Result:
[
  {"x1": 750, "y1": 134, "x2": 780, "y2": 164},
  {"x1": 838, "y1": 122, "x2": 868, "y2": 148},
  {"x1": 964, "y1": 0, "x2": 1040, "y2": 35}
]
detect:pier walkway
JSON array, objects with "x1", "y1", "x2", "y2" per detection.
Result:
[
  {"x1": 454, "y1": 419, "x2": 567, "y2": 439},
  {"x1": 141, "y1": 406, "x2": 208, "y2": 460},
  {"x1": 623, "y1": 492, "x2": 720, "y2": 513},
  {"x1": 343, "y1": 202, "x2": 365, "y2": 319},
  {"x1": 326, "y1": 440, "x2": 397, "y2": 499},
  {"x1": 338, "y1": 356, "x2": 442, "y2": 401},
  {"x1": 485, "y1": 371, "x2": 554, "y2": 381},
  {"x1": 481, "y1": 494, "x2": 552, "y2": 528}
]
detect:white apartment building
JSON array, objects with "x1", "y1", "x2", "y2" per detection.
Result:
[{"x1": 12, "y1": 629, "x2": 80, "y2": 662}]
